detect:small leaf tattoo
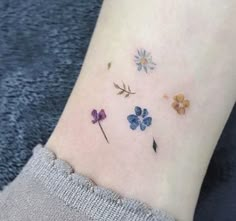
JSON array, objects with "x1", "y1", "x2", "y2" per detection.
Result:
[
  {"x1": 108, "y1": 62, "x2": 112, "y2": 70},
  {"x1": 153, "y1": 138, "x2": 158, "y2": 153},
  {"x1": 114, "y1": 82, "x2": 136, "y2": 98},
  {"x1": 91, "y1": 109, "x2": 109, "y2": 143}
]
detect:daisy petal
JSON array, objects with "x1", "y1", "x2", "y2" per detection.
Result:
[
  {"x1": 137, "y1": 64, "x2": 142, "y2": 71},
  {"x1": 144, "y1": 65, "x2": 148, "y2": 73},
  {"x1": 149, "y1": 63, "x2": 156, "y2": 69},
  {"x1": 143, "y1": 117, "x2": 152, "y2": 126}
]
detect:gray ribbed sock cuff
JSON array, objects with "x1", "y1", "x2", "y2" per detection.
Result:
[{"x1": 24, "y1": 144, "x2": 175, "y2": 221}]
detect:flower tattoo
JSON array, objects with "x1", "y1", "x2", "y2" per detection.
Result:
[
  {"x1": 91, "y1": 109, "x2": 109, "y2": 143},
  {"x1": 172, "y1": 93, "x2": 190, "y2": 115},
  {"x1": 135, "y1": 49, "x2": 156, "y2": 73},
  {"x1": 127, "y1": 106, "x2": 152, "y2": 131}
]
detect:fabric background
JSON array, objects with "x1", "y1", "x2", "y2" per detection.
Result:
[{"x1": 0, "y1": 0, "x2": 235, "y2": 220}]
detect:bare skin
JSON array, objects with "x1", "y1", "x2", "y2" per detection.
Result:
[{"x1": 46, "y1": 1, "x2": 236, "y2": 220}]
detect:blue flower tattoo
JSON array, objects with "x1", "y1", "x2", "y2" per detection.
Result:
[
  {"x1": 135, "y1": 49, "x2": 156, "y2": 73},
  {"x1": 127, "y1": 106, "x2": 152, "y2": 131}
]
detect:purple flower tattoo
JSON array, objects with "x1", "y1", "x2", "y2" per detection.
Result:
[{"x1": 91, "y1": 109, "x2": 109, "y2": 143}]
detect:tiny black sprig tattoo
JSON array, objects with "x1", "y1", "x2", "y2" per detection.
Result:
[
  {"x1": 152, "y1": 138, "x2": 158, "y2": 153},
  {"x1": 114, "y1": 82, "x2": 136, "y2": 98},
  {"x1": 108, "y1": 62, "x2": 112, "y2": 70}
]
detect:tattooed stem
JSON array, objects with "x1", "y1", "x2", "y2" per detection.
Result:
[
  {"x1": 98, "y1": 121, "x2": 109, "y2": 144},
  {"x1": 117, "y1": 87, "x2": 136, "y2": 94},
  {"x1": 113, "y1": 82, "x2": 136, "y2": 97}
]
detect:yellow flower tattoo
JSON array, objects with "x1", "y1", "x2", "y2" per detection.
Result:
[{"x1": 172, "y1": 93, "x2": 190, "y2": 115}]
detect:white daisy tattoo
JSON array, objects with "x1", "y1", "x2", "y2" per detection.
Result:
[{"x1": 134, "y1": 49, "x2": 156, "y2": 73}]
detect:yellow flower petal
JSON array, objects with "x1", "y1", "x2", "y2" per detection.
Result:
[
  {"x1": 172, "y1": 101, "x2": 179, "y2": 110},
  {"x1": 177, "y1": 107, "x2": 185, "y2": 115},
  {"x1": 183, "y1": 100, "x2": 190, "y2": 108},
  {"x1": 175, "y1": 94, "x2": 185, "y2": 102}
]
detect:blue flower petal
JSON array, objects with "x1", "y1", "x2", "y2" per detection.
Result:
[
  {"x1": 130, "y1": 122, "x2": 139, "y2": 130},
  {"x1": 128, "y1": 114, "x2": 140, "y2": 130},
  {"x1": 127, "y1": 114, "x2": 139, "y2": 124},
  {"x1": 140, "y1": 123, "x2": 146, "y2": 131},
  {"x1": 143, "y1": 117, "x2": 152, "y2": 126},
  {"x1": 135, "y1": 106, "x2": 142, "y2": 116},
  {"x1": 142, "y1": 108, "x2": 148, "y2": 118}
]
